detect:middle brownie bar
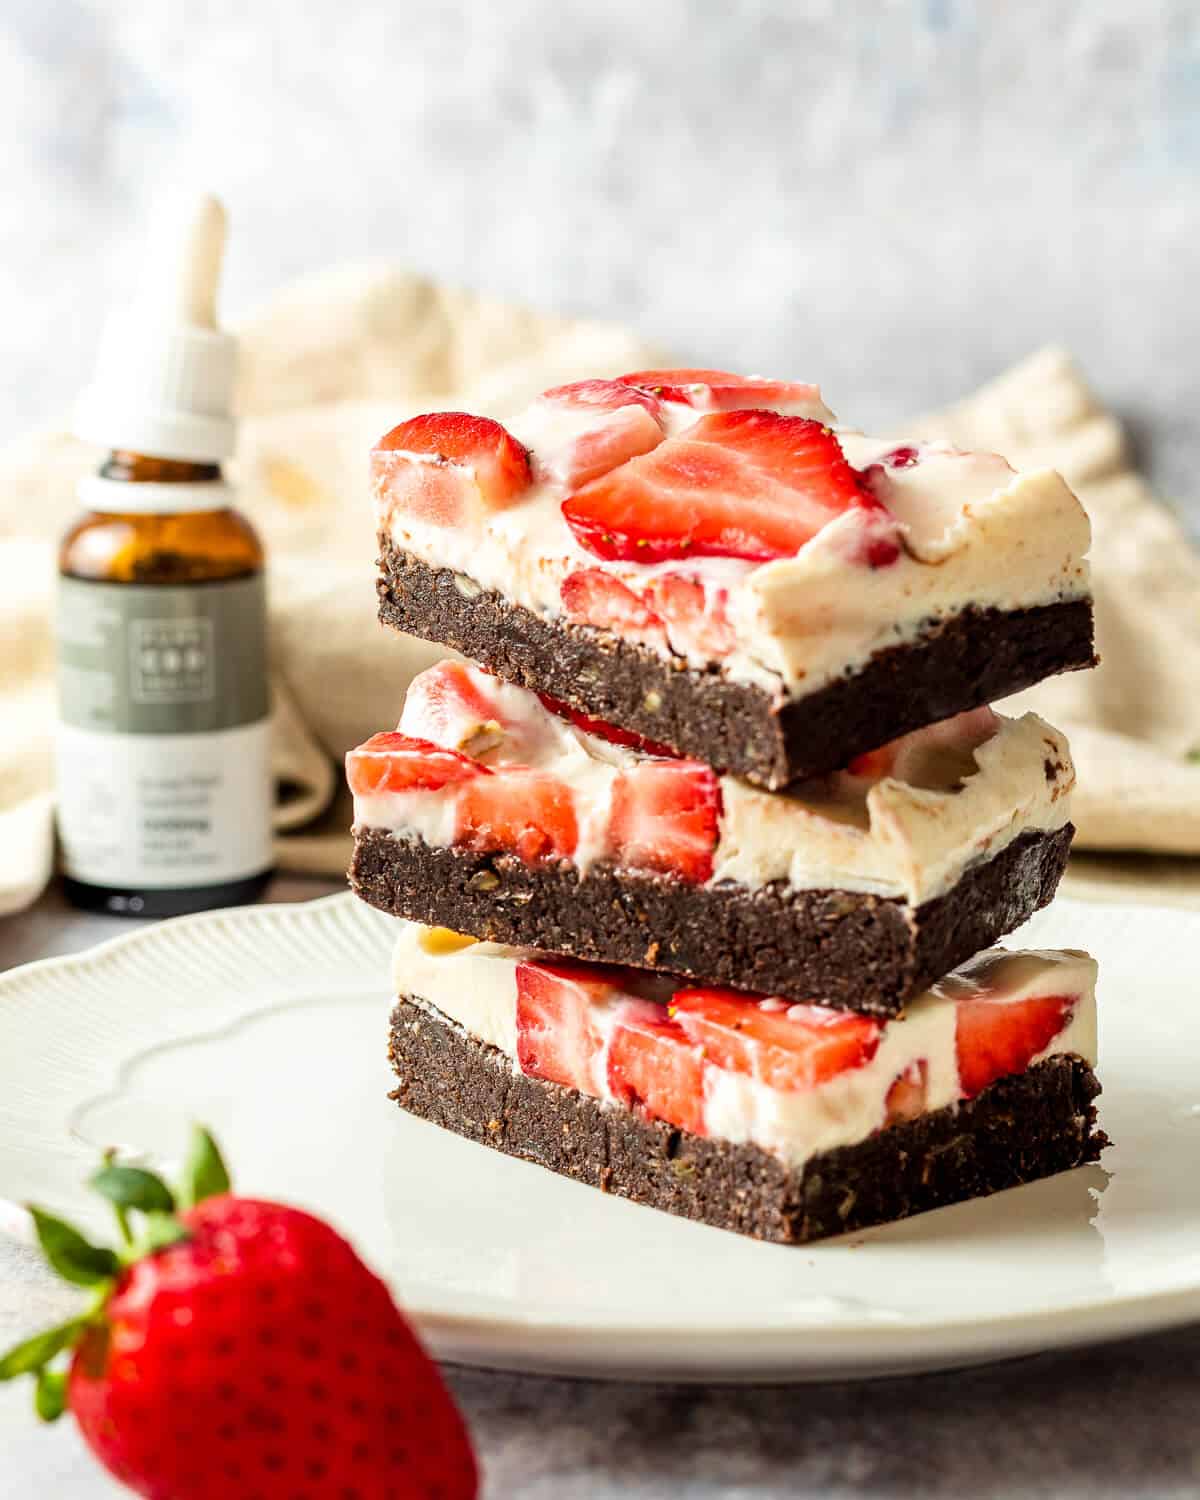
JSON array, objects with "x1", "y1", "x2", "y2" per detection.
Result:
[{"x1": 348, "y1": 661, "x2": 1074, "y2": 1015}]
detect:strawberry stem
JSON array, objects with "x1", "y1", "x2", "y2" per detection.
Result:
[
  {"x1": 179, "y1": 1126, "x2": 231, "y2": 1208},
  {"x1": 34, "y1": 1368, "x2": 67, "y2": 1423},
  {"x1": 28, "y1": 1209, "x2": 120, "y2": 1288}
]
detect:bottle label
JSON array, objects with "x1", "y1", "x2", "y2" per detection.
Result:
[{"x1": 56, "y1": 576, "x2": 273, "y2": 890}]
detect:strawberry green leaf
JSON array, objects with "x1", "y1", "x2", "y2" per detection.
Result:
[
  {"x1": 135, "y1": 1212, "x2": 191, "y2": 1257},
  {"x1": 90, "y1": 1165, "x2": 176, "y2": 1216},
  {"x1": 180, "y1": 1126, "x2": 230, "y2": 1208},
  {"x1": 28, "y1": 1208, "x2": 120, "y2": 1287},
  {"x1": 34, "y1": 1368, "x2": 67, "y2": 1423},
  {"x1": 0, "y1": 1318, "x2": 85, "y2": 1381}
]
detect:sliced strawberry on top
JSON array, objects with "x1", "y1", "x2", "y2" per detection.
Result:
[
  {"x1": 955, "y1": 992, "x2": 1076, "y2": 1099},
  {"x1": 608, "y1": 760, "x2": 722, "y2": 883},
  {"x1": 400, "y1": 660, "x2": 509, "y2": 754},
  {"x1": 515, "y1": 958, "x2": 625, "y2": 1093},
  {"x1": 606, "y1": 999, "x2": 706, "y2": 1136},
  {"x1": 536, "y1": 691, "x2": 679, "y2": 759},
  {"x1": 560, "y1": 568, "x2": 668, "y2": 650},
  {"x1": 551, "y1": 406, "x2": 666, "y2": 489},
  {"x1": 456, "y1": 767, "x2": 578, "y2": 864},
  {"x1": 536, "y1": 380, "x2": 665, "y2": 488},
  {"x1": 621, "y1": 368, "x2": 829, "y2": 419},
  {"x1": 372, "y1": 412, "x2": 532, "y2": 528},
  {"x1": 541, "y1": 378, "x2": 662, "y2": 418},
  {"x1": 645, "y1": 572, "x2": 736, "y2": 658},
  {"x1": 669, "y1": 989, "x2": 882, "y2": 1091},
  {"x1": 562, "y1": 411, "x2": 880, "y2": 564},
  {"x1": 346, "y1": 732, "x2": 483, "y2": 797}
]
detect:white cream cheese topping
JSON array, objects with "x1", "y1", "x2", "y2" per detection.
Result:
[
  {"x1": 390, "y1": 923, "x2": 1099, "y2": 1169},
  {"x1": 376, "y1": 391, "x2": 1092, "y2": 698}
]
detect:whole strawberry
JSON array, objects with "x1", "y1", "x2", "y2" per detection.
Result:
[{"x1": 0, "y1": 1127, "x2": 478, "y2": 1500}]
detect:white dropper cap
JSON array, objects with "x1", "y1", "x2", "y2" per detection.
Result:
[{"x1": 74, "y1": 194, "x2": 238, "y2": 463}]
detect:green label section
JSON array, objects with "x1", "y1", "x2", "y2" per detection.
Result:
[{"x1": 58, "y1": 575, "x2": 270, "y2": 735}]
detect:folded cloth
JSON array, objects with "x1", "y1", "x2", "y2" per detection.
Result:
[{"x1": 1, "y1": 265, "x2": 1197, "y2": 916}]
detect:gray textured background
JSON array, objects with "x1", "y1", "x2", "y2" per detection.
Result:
[{"x1": 2, "y1": 0, "x2": 1198, "y2": 506}]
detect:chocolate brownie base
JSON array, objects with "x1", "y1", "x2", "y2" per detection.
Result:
[
  {"x1": 388, "y1": 1000, "x2": 1107, "y2": 1245},
  {"x1": 376, "y1": 540, "x2": 1097, "y2": 789},
  {"x1": 352, "y1": 823, "x2": 1073, "y2": 1017}
]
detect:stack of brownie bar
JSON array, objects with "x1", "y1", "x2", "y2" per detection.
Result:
[{"x1": 347, "y1": 368, "x2": 1108, "y2": 1244}]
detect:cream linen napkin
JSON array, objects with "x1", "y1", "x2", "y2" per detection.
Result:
[{"x1": 1, "y1": 266, "x2": 1197, "y2": 916}]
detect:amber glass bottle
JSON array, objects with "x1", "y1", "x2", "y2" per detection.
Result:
[
  {"x1": 56, "y1": 455, "x2": 273, "y2": 916},
  {"x1": 56, "y1": 195, "x2": 273, "y2": 916}
]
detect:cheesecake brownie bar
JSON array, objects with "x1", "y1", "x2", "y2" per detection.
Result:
[
  {"x1": 349, "y1": 661, "x2": 1076, "y2": 1015},
  {"x1": 388, "y1": 924, "x2": 1106, "y2": 1244},
  {"x1": 372, "y1": 370, "x2": 1095, "y2": 788}
]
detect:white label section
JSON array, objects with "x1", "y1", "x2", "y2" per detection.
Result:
[{"x1": 56, "y1": 719, "x2": 273, "y2": 889}]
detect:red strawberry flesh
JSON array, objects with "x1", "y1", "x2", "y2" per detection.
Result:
[
  {"x1": 606, "y1": 1000, "x2": 706, "y2": 1136},
  {"x1": 645, "y1": 572, "x2": 737, "y2": 658},
  {"x1": 621, "y1": 368, "x2": 825, "y2": 416},
  {"x1": 536, "y1": 691, "x2": 679, "y2": 759},
  {"x1": 515, "y1": 959, "x2": 624, "y2": 1092},
  {"x1": 400, "y1": 660, "x2": 508, "y2": 751},
  {"x1": 374, "y1": 411, "x2": 532, "y2": 525},
  {"x1": 562, "y1": 410, "x2": 883, "y2": 564},
  {"x1": 560, "y1": 568, "x2": 668, "y2": 650},
  {"x1": 456, "y1": 768, "x2": 578, "y2": 864},
  {"x1": 956, "y1": 992, "x2": 1076, "y2": 1099},
  {"x1": 541, "y1": 378, "x2": 662, "y2": 418},
  {"x1": 608, "y1": 760, "x2": 722, "y2": 883},
  {"x1": 346, "y1": 732, "x2": 484, "y2": 796},
  {"x1": 670, "y1": 989, "x2": 882, "y2": 1091}
]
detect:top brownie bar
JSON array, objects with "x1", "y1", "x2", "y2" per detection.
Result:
[{"x1": 372, "y1": 370, "x2": 1095, "y2": 789}]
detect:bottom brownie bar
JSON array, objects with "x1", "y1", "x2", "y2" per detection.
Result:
[{"x1": 388, "y1": 1002, "x2": 1106, "y2": 1247}]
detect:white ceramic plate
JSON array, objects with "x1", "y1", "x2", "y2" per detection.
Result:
[{"x1": 0, "y1": 892, "x2": 1196, "y2": 1383}]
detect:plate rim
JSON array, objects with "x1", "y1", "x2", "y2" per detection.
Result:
[{"x1": 2, "y1": 890, "x2": 1198, "y2": 1381}]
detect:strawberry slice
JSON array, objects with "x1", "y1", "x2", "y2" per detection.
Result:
[
  {"x1": 456, "y1": 768, "x2": 578, "y2": 864},
  {"x1": 645, "y1": 572, "x2": 736, "y2": 658},
  {"x1": 621, "y1": 368, "x2": 828, "y2": 418},
  {"x1": 346, "y1": 732, "x2": 483, "y2": 796},
  {"x1": 551, "y1": 406, "x2": 665, "y2": 489},
  {"x1": 537, "y1": 381, "x2": 665, "y2": 488},
  {"x1": 562, "y1": 411, "x2": 882, "y2": 564},
  {"x1": 606, "y1": 999, "x2": 706, "y2": 1135},
  {"x1": 956, "y1": 992, "x2": 1076, "y2": 1099},
  {"x1": 541, "y1": 378, "x2": 662, "y2": 418},
  {"x1": 669, "y1": 989, "x2": 882, "y2": 1091},
  {"x1": 560, "y1": 568, "x2": 669, "y2": 650},
  {"x1": 373, "y1": 412, "x2": 532, "y2": 527},
  {"x1": 536, "y1": 692, "x2": 679, "y2": 759},
  {"x1": 400, "y1": 660, "x2": 508, "y2": 754},
  {"x1": 884, "y1": 1059, "x2": 929, "y2": 1125},
  {"x1": 608, "y1": 760, "x2": 722, "y2": 883},
  {"x1": 515, "y1": 958, "x2": 624, "y2": 1093}
]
